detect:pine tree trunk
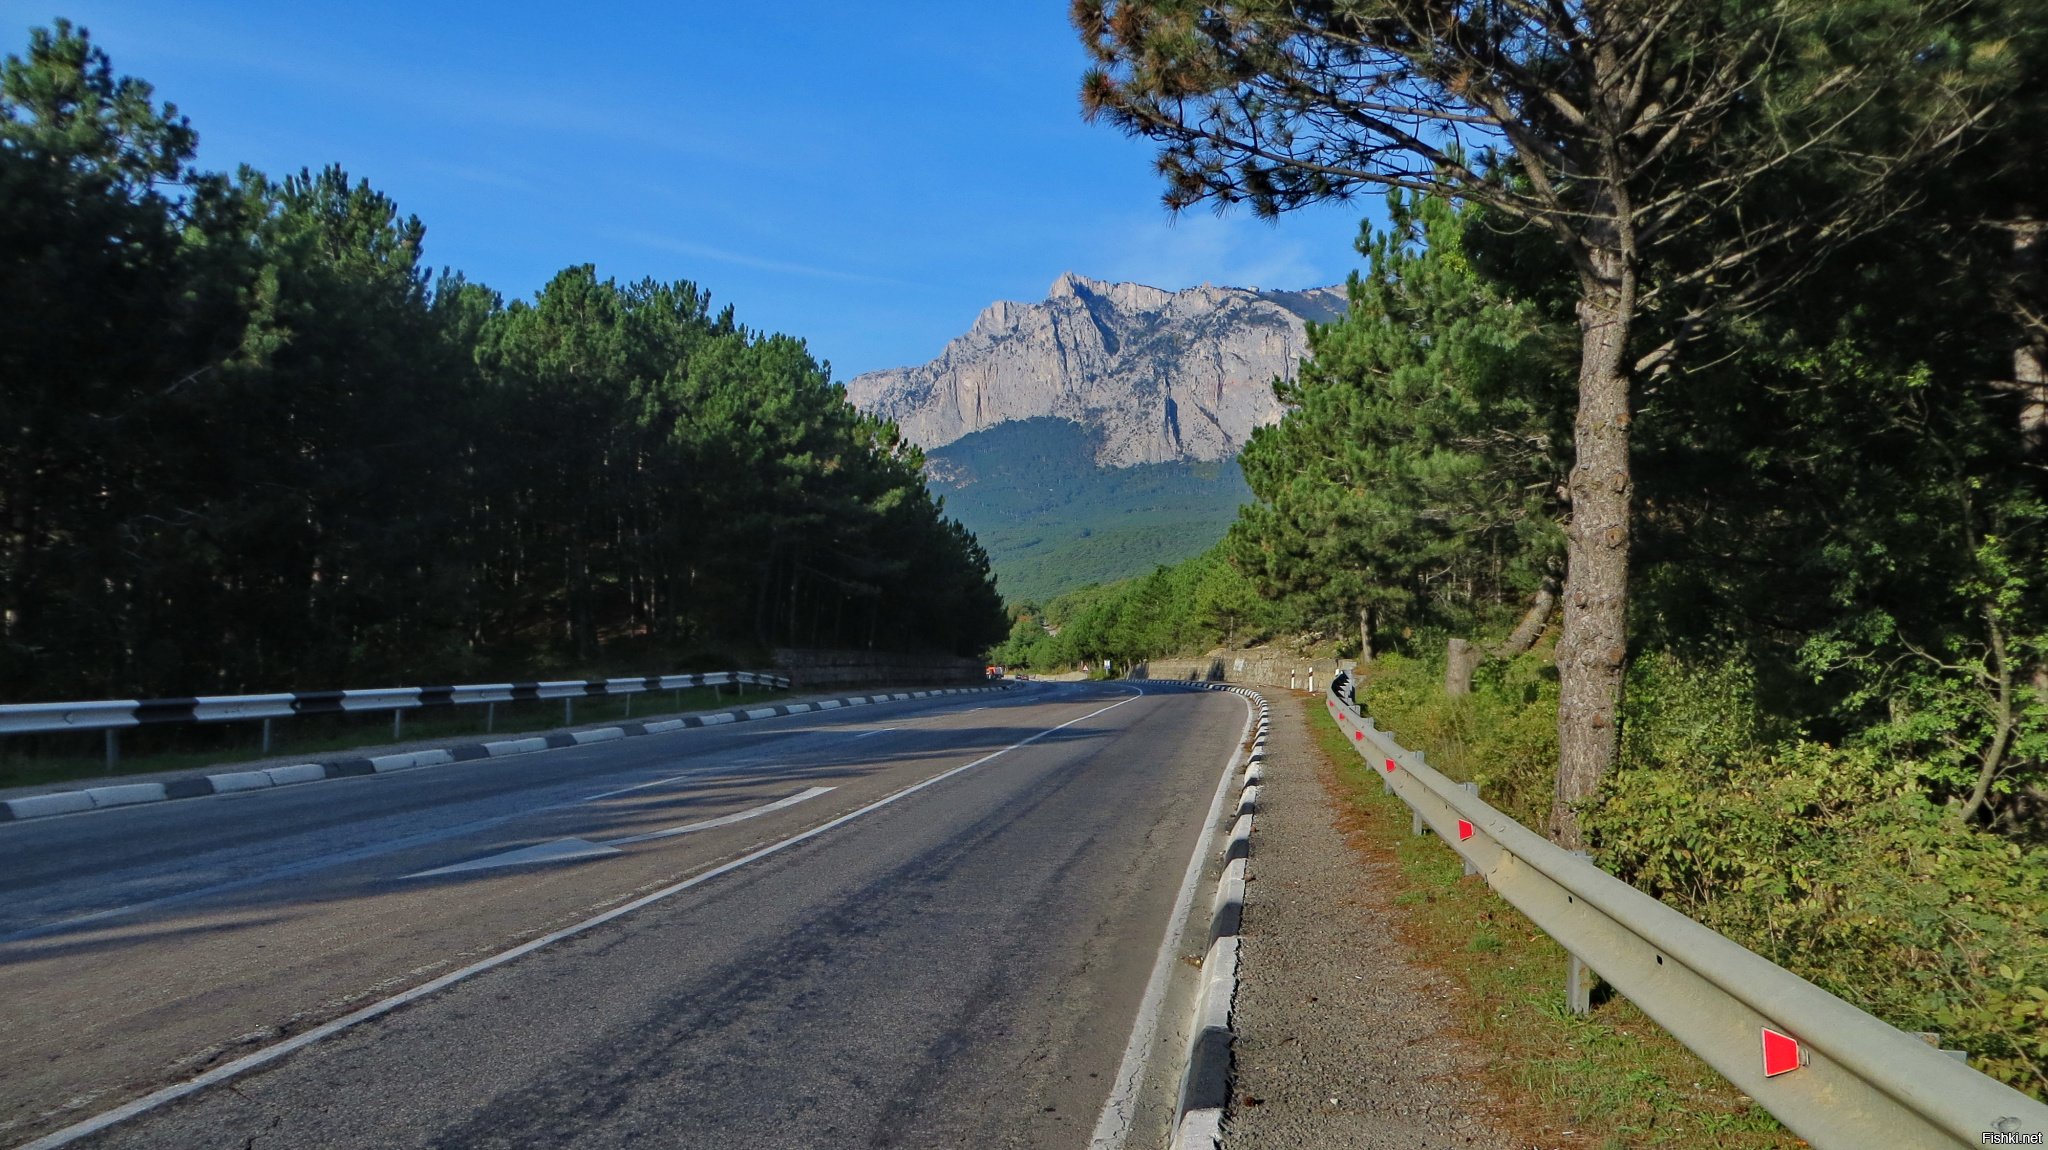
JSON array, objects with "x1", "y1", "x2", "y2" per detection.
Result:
[
  {"x1": 1551, "y1": 251, "x2": 1636, "y2": 848},
  {"x1": 1444, "y1": 637, "x2": 1482, "y2": 697},
  {"x1": 2012, "y1": 216, "x2": 2045, "y2": 450},
  {"x1": 1357, "y1": 604, "x2": 1374, "y2": 662}
]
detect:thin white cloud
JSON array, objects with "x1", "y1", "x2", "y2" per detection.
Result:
[
  {"x1": 610, "y1": 231, "x2": 919, "y2": 288},
  {"x1": 413, "y1": 159, "x2": 543, "y2": 194},
  {"x1": 1086, "y1": 208, "x2": 1361, "y2": 293}
]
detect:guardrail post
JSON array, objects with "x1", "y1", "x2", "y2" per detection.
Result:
[
  {"x1": 1916, "y1": 1032, "x2": 1971, "y2": 1065},
  {"x1": 624, "y1": 692, "x2": 632, "y2": 718},
  {"x1": 1566, "y1": 849, "x2": 1593, "y2": 1015},
  {"x1": 486, "y1": 702, "x2": 495, "y2": 734},
  {"x1": 564, "y1": 698, "x2": 573, "y2": 727},
  {"x1": 104, "y1": 729, "x2": 118, "y2": 772},
  {"x1": 262, "y1": 718, "x2": 273, "y2": 754},
  {"x1": 393, "y1": 710, "x2": 403, "y2": 741},
  {"x1": 1567, "y1": 953, "x2": 1592, "y2": 1016},
  {"x1": 1411, "y1": 807, "x2": 1424, "y2": 837}
]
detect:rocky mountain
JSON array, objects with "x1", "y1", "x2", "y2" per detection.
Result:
[{"x1": 845, "y1": 273, "x2": 1345, "y2": 467}]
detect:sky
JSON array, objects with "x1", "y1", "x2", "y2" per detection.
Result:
[{"x1": 2, "y1": 2, "x2": 1383, "y2": 378}]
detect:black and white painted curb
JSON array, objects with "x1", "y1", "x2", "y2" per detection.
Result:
[
  {"x1": 1175, "y1": 682, "x2": 1268, "y2": 1150},
  {"x1": 0, "y1": 685, "x2": 1012, "y2": 824}
]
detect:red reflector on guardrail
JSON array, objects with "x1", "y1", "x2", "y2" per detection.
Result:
[
  {"x1": 1762, "y1": 1027, "x2": 1805, "y2": 1077},
  {"x1": 1383, "y1": 758, "x2": 1396, "y2": 773},
  {"x1": 1457, "y1": 819, "x2": 1473, "y2": 840}
]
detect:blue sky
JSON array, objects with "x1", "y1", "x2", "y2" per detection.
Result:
[{"x1": 3, "y1": 2, "x2": 1380, "y2": 378}]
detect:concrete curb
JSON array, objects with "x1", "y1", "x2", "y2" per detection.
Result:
[
  {"x1": 0, "y1": 685, "x2": 1013, "y2": 825},
  {"x1": 1173, "y1": 682, "x2": 1269, "y2": 1150}
]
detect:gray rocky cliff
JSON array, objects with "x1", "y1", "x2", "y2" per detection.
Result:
[{"x1": 844, "y1": 272, "x2": 1346, "y2": 467}]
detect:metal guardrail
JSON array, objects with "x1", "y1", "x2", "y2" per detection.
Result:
[
  {"x1": 1325, "y1": 675, "x2": 2048, "y2": 1150},
  {"x1": 0, "y1": 671, "x2": 791, "y2": 739}
]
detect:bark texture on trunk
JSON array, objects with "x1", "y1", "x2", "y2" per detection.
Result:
[
  {"x1": 1358, "y1": 604, "x2": 1374, "y2": 662},
  {"x1": 1444, "y1": 637, "x2": 1483, "y2": 697},
  {"x1": 1551, "y1": 252, "x2": 1636, "y2": 848},
  {"x1": 2012, "y1": 217, "x2": 2046, "y2": 450},
  {"x1": 1499, "y1": 581, "x2": 1557, "y2": 659}
]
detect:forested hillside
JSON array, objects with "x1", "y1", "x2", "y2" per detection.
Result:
[
  {"x1": 0, "y1": 23, "x2": 1006, "y2": 699},
  {"x1": 924, "y1": 418, "x2": 1249, "y2": 602}
]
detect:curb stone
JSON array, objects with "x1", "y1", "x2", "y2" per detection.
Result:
[
  {"x1": 1172, "y1": 682, "x2": 1269, "y2": 1150},
  {"x1": 0, "y1": 685, "x2": 1014, "y2": 824}
]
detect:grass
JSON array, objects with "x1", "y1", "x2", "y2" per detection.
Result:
[
  {"x1": 1302, "y1": 696, "x2": 1804, "y2": 1150},
  {"x1": 0, "y1": 683, "x2": 775, "y2": 791}
]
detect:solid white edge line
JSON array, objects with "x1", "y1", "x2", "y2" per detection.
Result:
[
  {"x1": 17, "y1": 685, "x2": 1138, "y2": 1150},
  {"x1": 1088, "y1": 685, "x2": 1256, "y2": 1150}
]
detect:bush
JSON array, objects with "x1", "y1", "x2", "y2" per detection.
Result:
[
  {"x1": 1362, "y1": 641, "x2": 2048, "y2": 1097},
  {"x1": 1591, "y1": 653, "x2": 2048, "y2": 1097},
  {"x1": 1357, "y1": 636, "x2": 1559, "y2": 830}
]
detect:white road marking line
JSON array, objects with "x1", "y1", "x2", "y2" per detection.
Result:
[
  {"x1": 595, "y1": 785, "x2": 836, "y2": 846},
  {"x1": 404, "y1": 787, "x2": 838, "y2": 877},
  {"x1": 407, "y1": 838, "x2": 623, "y2": 877},
  {"x1": 581, "y1": 773, "x2": 700, "y2": 801},
  {"x1": 19, "y1": 690, "x2": 1141, "y2": 1150},
  {"x1": 850, "y1": 727, "x2": 899, "y2": 739}
]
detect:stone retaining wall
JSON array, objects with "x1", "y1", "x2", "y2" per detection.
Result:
[
  {"x1": 771, "y1": 648, "x2": 988, "y2": 689},
  {"x1": 1134, "y1": 650, "x2": 1351, "y2": 693}
]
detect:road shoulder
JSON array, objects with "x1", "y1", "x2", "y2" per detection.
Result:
[{"x1": 1225, "y1": 691, "x2": 1517, "y2": 1149}]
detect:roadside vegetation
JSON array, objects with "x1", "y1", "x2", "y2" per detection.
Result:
[
  {"x1": 1306, "y1": 696, "x2": 1799, "y2": 1149},
  {"x1": 998, "y1": 0, "x2": 2048, "y2": 1103},
  {"x1": 0, "y1": 22, "x2": 1008, "y2": 707}
]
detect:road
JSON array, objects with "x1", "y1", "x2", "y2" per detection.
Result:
[{"x1": 0, "y1": 681, "x2": 1250, "y2": 1149}]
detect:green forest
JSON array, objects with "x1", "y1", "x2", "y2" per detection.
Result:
[
  {"x1": 0, "y1": 22, "x2": 1008, "y2": 700},
  {"x1": 924, "y1": 417, "x2": 1251, "y2": 603},
  {"x1": 1004, "y1": 0, "x2": 2048, "y2": 1091}
]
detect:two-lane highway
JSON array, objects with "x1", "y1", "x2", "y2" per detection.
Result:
[{"x1": 0, "y1": 681, "x2": 1251, "y2": 1149}]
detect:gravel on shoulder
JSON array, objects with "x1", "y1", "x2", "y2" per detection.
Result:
[{"x1": 1225, "y1": 691, "x2": 1520, "y2": 1150}]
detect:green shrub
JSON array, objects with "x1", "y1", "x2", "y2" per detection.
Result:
[
  {"x1": 1592, "y1": 694, "x2": 2048, "y2": 1096},
  {"x1": 1357, "y1": 638, "x2": 1559, "y2": 829},
  {"x1": 1362, "y1": 641, "x2": 2048, "y2": 1098}
]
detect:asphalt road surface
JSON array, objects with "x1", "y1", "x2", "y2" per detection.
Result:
[{"x1": 0, "y1": 681, "x2": 1249, "y2": 1150}]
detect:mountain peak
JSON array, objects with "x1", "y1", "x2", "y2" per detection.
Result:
[
  {"x1": 846, "y1": 277, "x2": 1346, "y2": 467},
  {"x1": 1048, "y1": 270, "x2": 1095, "y2": 298}
]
